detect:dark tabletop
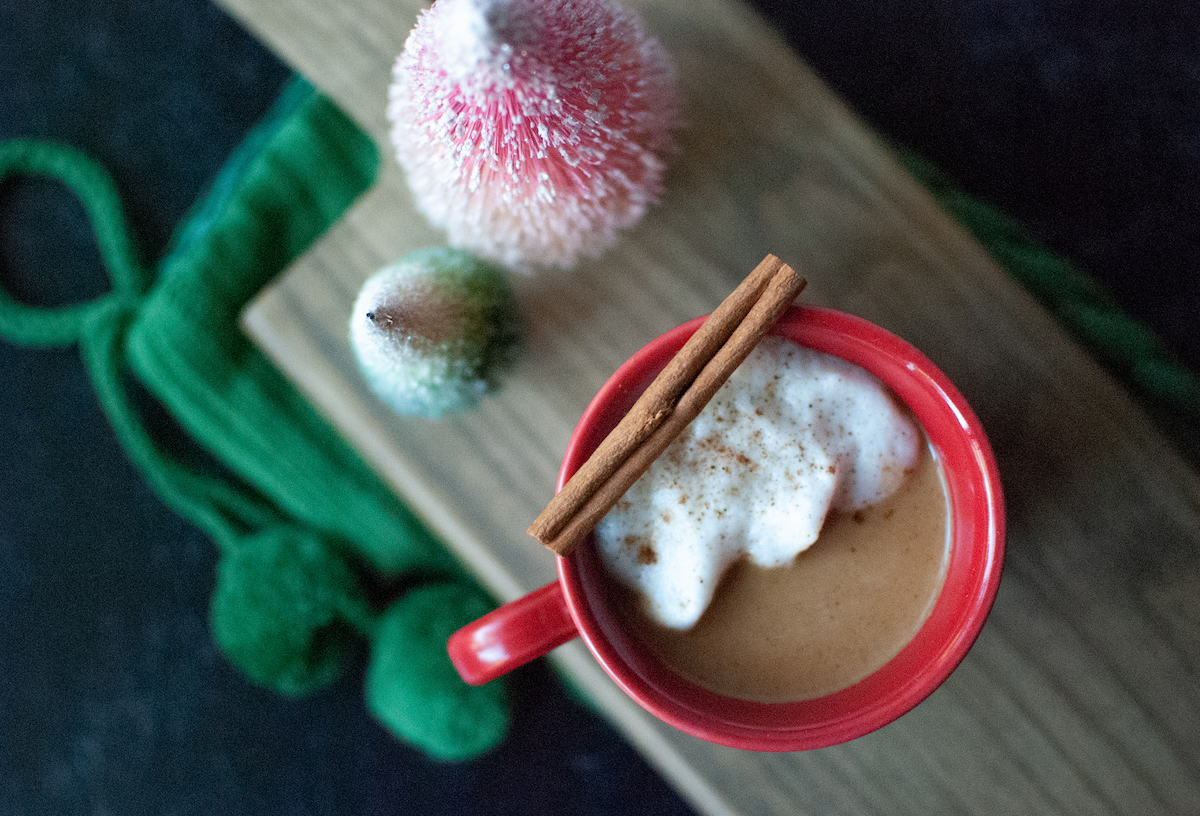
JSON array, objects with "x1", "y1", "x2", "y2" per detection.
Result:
[{"x1": 2, "y1": 1, "x2": 1197, "y2": 814}]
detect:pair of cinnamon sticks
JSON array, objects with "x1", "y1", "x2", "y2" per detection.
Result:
[{"x1": 528, "y1": 254, "x2": 806, "y2": 557}]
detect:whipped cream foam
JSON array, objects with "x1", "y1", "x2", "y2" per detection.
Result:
[{"x1": 594, "y1": 336, "x2": 921, "y2": 630}]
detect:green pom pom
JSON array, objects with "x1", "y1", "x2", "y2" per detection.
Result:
[
  {"x1": 349, "y1": 247, "x2": 522, "y2": 418},
  {"x1": 210, "y1": 528, "x2": 370, "y2": 696},
  {"x1": 365, "y1": 583, "x2": 510, "y2": 760}
]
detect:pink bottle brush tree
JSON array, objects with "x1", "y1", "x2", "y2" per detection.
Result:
[{"x1": 388, "y1": 0, "x2": 680, "y2": 271}]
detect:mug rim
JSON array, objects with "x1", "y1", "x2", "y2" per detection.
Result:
[{"x1": 556, "y1": 305, "x2": 1004, "y2": 751}]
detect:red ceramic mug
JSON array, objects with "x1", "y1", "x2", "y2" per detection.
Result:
[{"x1": 449, "y1": 305, "x2": 1004, "y2": 751}]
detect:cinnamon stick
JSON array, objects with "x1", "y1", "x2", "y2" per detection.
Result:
[{"x1": 528, "y1": 256, "x2": 806, "y2": 556}]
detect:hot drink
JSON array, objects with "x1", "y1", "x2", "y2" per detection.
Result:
[
  {"x1": 604, "y1": 439, "x2": 948, "y2": 701},
  {"x1": 594, "y1": 337, "x2": 950, "y2": 702}
]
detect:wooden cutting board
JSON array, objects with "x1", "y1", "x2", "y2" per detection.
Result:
[{"x1": 219, "y1": 0, "x2": 1200, "y2": 812}]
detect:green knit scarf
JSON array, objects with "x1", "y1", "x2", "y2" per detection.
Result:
[{"x1": 0, "y1": 77, "x2": 508, "y2": 762}]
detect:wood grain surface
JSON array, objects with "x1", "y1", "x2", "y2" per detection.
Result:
[{"x1": 217, "y1": 0, "x2": 1200, "y2": 812}]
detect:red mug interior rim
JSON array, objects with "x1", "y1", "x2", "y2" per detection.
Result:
[{"x1": 557, "y1": 305, "x2": 1005, "y2": 752}]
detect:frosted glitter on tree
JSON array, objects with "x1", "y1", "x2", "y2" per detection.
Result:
[{"x1": 388, "y1": 0, "x2": 680, "y2": 271}]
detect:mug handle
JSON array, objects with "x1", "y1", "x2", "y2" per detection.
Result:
[{"x1": 447, "y1": 581, "x2": 579, "y2": 685}]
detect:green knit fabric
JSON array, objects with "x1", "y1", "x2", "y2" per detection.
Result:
[
  {"x1": 123, "y1": 78, "x2": 455, "y2": 576},
  {"x1": 0, "y1": 77, "x2": 510, "y2": 760}
]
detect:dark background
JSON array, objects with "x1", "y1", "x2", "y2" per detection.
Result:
[{"x1": 2, "y1": 1, "x2": 1197, "y2": 814}]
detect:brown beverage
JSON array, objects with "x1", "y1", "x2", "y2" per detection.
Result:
[{"x1": 603, "y1": 438, "x2": 950, "y2": 703}]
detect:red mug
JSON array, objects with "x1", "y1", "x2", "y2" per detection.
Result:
[{"x1": 449, "y1": 305, "x2": 1004, "y2": 751}]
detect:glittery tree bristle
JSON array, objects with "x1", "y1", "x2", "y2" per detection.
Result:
[{"x1": 388, "y1": 0, "x2": 680, "y2": 270}]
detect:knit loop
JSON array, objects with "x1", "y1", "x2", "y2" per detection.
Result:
[{"x1": 0, "y1": 138, "x2": 150, "y2": 347}]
